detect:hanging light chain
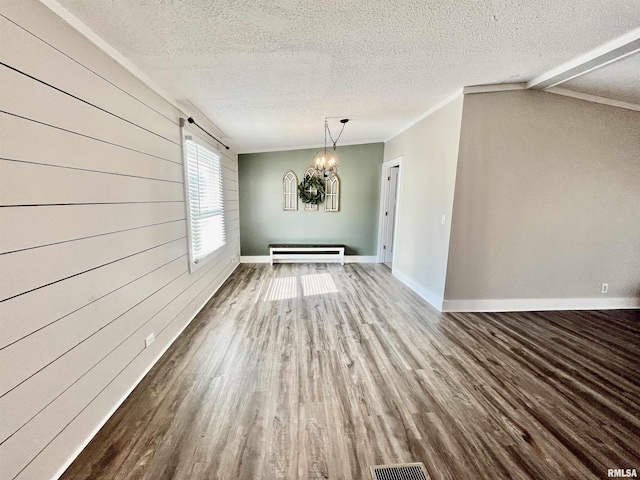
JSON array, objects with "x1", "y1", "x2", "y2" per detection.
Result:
[
  {"x1": 324, "y1": 118, "x2": 328, "y2": 153},
  {"x1": 311, "y1": 118, "x2": 348, "y2": 178},
  {"x1": 325, "y1": 118, "x2": 347, "y2": 150}
]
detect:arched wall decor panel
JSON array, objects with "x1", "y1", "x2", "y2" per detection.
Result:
[
  {"x1": 325, "y1": 175, "x2": 340, "y2": 212},
  {"x1": 282, "y1": 170, "x2": 298, "y2": 210}
]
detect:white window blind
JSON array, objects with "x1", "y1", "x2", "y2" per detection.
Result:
[{"x1": 185, "y1": 137, "x2": 225, "y2": 264}]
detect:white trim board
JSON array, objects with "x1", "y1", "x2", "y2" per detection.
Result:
[
  {"x1": 463, "y1": 83, "x2": 526, "y2": 94},
  {"x1": 544, "y1": 87, "x2": 640, "y2": 112},
  {"x1": 52, "y1": 260, "x2": 240, "y2": 480},
  {"x1": 442, "y1": 297, "x2": 640, "y2": 312},
  {"x1": 527, "y1": 28, "x2": 640, "y2": 89},
  {"x1": 240, "y1": 256, "x2": 272, "y2": 263},
  {"x1": 238, "y1": 140, "x2": 383, "y2": 155},
  {"x1": 377, "y1": 157, "x2": 403, "y2": 264},
  {"x1": 384, "y1": 89, "x2": 463, "y2": 143},
  {"x1": 345, "y1": 256, "x2": 378, "y2": 263},
  {"x1": 240, "y1": 255, "x2": 378, "y2": 264},
  {"x1": 392, "y1": 269, "x2": 443, "y2": 311}
]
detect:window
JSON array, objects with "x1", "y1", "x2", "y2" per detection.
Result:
[{"x1": 184, "y1": 136, "x2": 225, "y2": 269}]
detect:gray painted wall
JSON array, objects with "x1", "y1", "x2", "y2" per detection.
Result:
[
  {"x1": 383, "y1": 95, "x2": 464, "y2": 303},
  {"x1": 238, "y1": 143, "x2": 384, "y2": 256},
  {"x1": 445, "y1": 90, "x2": 640, "y2": 301}
]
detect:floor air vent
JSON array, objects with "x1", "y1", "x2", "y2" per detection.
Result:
[{"x1": 370, "y1": 462, "x2": 430, "y2": 480}]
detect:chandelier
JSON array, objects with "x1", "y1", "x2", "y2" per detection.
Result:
[{"x1": 309, "y1": 118, "x2": 349, "y2": 178}]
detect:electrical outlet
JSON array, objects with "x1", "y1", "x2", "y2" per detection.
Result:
[
  {"x1": 601, "y1": 283, "x2": 609, "y2": 294},
  {"x1": 145, "y1": 332, "x2": 155, "y2": 348}
]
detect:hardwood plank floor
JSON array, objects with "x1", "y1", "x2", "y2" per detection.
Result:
[{"x1": 61, "y1": 263, "x2": 640, "y2": 480}]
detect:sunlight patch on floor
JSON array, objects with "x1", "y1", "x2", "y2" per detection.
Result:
[
  {"x1": 301, "y1": 273, "x2": 339, "y2": 296},
  {"x1": 263, "y1": 276, "x2": 297, "y2": 301}
]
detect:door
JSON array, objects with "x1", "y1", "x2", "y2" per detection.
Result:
[{"x1": 383, "y1": 166, "x2": 399, "y2": 267}]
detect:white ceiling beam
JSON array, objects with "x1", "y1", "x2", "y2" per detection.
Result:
[{"x1": 527, "y1": 28, "x2": 640, "y2": 90}]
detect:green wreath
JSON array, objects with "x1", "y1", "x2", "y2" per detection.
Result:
[{"x1": 298, "y1": 174, "x2": 325, "y2": 204}]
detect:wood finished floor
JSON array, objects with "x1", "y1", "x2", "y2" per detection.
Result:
[{"x1": 61, "y1": 264, "x2": 640, "y2": 480}]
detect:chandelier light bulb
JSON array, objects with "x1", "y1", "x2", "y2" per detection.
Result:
[{"x1": 309, "y1": 118, "x2": 348, "y2": 178}]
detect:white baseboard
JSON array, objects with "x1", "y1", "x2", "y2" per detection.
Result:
[
  {"x1": 240, "y1": 256, "x2": 271, "y2": 263},
  {"x1": 240, "y1": 255, "x2": 379, "y2": 264},
  {"x1": 344, "y1": 256, "x2": 378, "y2": 263},
  {"x1": 392, "y1": 269, "x2": 443, "y2": 311},
  {"x1": 442, "y1": 297, "x2": 640, "y2": 312}
]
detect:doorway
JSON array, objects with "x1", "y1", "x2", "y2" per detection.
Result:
[{"x1": 377, "y1": 157, "x2": 403, "y2": 270}]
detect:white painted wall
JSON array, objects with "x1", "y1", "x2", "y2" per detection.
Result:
[
  {"x1": 383, "y1": 95, "x2": 464, "y2": 309},
  {"x1": 0, "y1": 2, "x2": 240, "y2": 478},
  {"x1": 443, "y1": 90, "x2": 640, "y2": 310}
]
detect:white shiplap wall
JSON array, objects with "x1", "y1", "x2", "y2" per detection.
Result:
[{"x1": 0, "y1": 2, "x2": 240, "y2": 479}]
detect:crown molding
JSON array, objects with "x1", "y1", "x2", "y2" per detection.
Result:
[
  {"x1": 544, "y1": 87, "x2": 640, "y2": 112},
  {"x1": 39, "y1": 0, "x2": 182, "y2": 111},
  {"x1": 238, "y1": 140, "x2": 384, "y2": 155},
  {"x1": 384, "y1": 88, "x2": 463, "y2": 143},
  {"x1": 39, "y1": 0, "x2": 236, "y2": 151},
  {"x1": 463, "y1": 83, "x2": 526, "y2": 94}
]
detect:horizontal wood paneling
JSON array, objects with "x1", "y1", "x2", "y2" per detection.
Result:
[
  {"x1": 0, "y1": 255, "x2": 188, "y2": 443},
  {"x1": 0, "y1": 242, "x2": 237, "y2": 444},
  {"x1": 226, "y1": 218, "x2": 240, "y2": 235},
  {"x1": 19, "y1": 259, "x2": 239, "y2": 480},
  {"x1": 0, "y1": 253, "x2": 188, "y2": 399},
  {"x1": 226, "y1": 209, "x2": 239, "y2": 223},
  {"x1": 225, "y1": 199, "x2": 239, "y2": 212},
  {"x1": 0, "y1": 2, "x2": 180, "y2": 122},
  {"x1": 0, "y1": 67, "x2": 181, "y2": 162},
  {"x1": 0, "y1": 238, "x2": 188, "y2": 349},
  {"x1": 0, "y1": 2, "x2": 241, "y2": 478},
  {"x1": 1, "y1": 254, "x2": 237, "y2": 480},
  {"x1": 0, "y1": 203, "x2": 186, "y2": 254},
  {"x1": 0, "y1": 112, "x2": 184, "y2": 182},
  {"x1": 0, "y1": 160, "x2": 185, "y2": 205},
  {"x1": 224, "y1": 195, "x2": 238, "y2": 209},
  {"x1": 220, "y1": 155, "x2": 238, "y2": 172},
  {"x1": 0, "y1": 14, "x2": 181, "y2": 145},
  {"x1": 223, "y1": 177, "x2": 238, "y2": 190},
  {"x1": 0, "y1": 221, "x2": 186, "y2": 303}
]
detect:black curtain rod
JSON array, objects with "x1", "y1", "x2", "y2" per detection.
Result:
[{"x1": 186, "y1": 117, "x2": 230, "y2": 150}]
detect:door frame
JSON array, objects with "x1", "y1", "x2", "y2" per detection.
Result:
[{"x1": 377, "y1": 156, "x2": 403, "y2": 266}]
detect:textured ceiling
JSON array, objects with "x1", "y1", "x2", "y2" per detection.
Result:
[
  {"x1": 56, "y1": 0, "x2": 640, "y2": 152},
  {"x1": 561, "y1": 52, "x2": 640, "y2": 105}
]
